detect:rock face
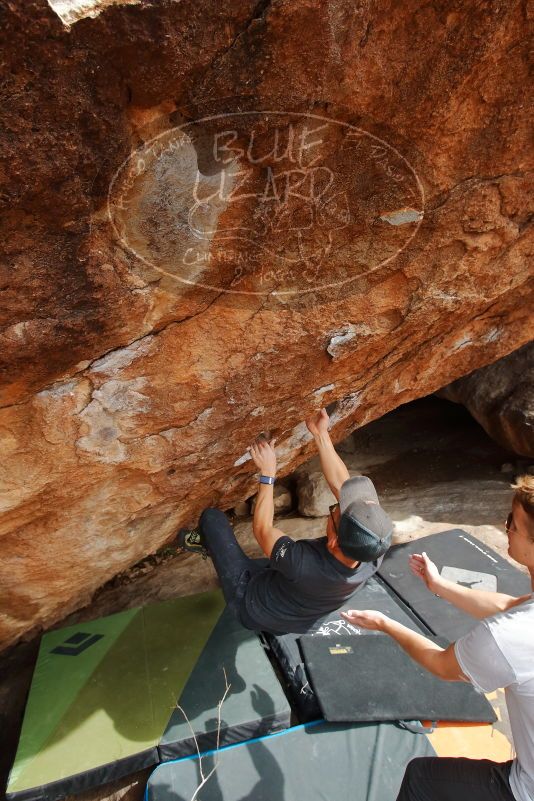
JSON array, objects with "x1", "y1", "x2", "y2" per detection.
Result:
[
  {"x1": 0, "y1": 0, "x2": 532, "y2": 651},
  {"x1": 437, "y1": 342, "x2": 534, "y2": 457}
]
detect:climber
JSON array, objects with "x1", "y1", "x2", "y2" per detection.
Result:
[
  {"x1": 342, "y1": 474, "x2": 534, "y2": 801},
  {"x1": 178, "y1": 407, "x2": 394, "y2": 635}
]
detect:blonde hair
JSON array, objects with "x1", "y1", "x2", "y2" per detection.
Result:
[{"x1": 511, "y1": 474, "x2": 534, "y2": 540}]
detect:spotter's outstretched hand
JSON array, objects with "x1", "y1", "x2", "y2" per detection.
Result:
[
  {"x1": 409, "y1": 552, "x2": 440, "y2": 592},
  {"x1": 341, "y1": 609, "x2": 388, "y2": 631}
]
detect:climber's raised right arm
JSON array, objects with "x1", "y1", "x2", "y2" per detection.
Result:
[{"x1": 305, "y1": 408, "x2": 350, "y2": 501}]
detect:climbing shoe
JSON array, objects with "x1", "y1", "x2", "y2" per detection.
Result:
[{"x1": 177, "y1": 527, "x2": 209, "y2": 559}]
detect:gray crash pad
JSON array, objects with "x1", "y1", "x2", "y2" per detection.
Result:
[
  {"x1": 378, "y1": 529, "x2": 532, "y2": 640},
  {"x1": 147, "y1": 720, "x2": 436, "y2": 801},
  {"x1": 159, "y1": 606, "x2": 291, "y2": 760}
]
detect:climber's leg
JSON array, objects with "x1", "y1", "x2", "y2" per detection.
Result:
[{"x1": 198, "y1": 507, "x2": 263, "y2": 613}]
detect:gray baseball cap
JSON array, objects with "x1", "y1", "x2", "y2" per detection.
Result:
[{"x1": 337, "y1": 476, "x2": 394, "y2": 562}]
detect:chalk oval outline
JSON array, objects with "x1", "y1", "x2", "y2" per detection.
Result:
[{"x1": 107, "y1": 110, "x2": 425, "y2": 296}]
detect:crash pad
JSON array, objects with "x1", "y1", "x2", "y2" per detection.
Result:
[
  {"x1": 378, "y1": 528, "x2": 531, "y2": 640},
  {"x1": 146, "y1": 719, "x2": 436, "y2": 801}
]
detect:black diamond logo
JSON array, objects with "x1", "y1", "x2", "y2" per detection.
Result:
[{"x1": 51, "y1": 632, "x2": 104, "y2": 656}]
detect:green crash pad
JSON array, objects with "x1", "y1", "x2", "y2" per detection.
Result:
[
  {"x1": 146, "y1": 720, "x2": 436, "y2": 801},
  {"x1": 6, "y1": 591, "x2": 291, "y2": 801}
]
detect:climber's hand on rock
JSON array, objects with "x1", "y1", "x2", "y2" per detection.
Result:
[
  {"x1": 247, "y1": 436, "x2": 277, "y2": 477},
  {"x1": 305, "y1": 408, "x2": 330, "y2": 437}
]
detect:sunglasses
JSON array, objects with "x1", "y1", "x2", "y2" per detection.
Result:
[
  {"x1": 329, "y1": 502, "x2": 339, "y2": 534},
  {"x1": 505, "y1": 512, "x2": 518, "y2": 535}
]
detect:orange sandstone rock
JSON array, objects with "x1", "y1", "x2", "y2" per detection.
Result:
[{"x1": 0, "y1": 0, "x2": 532, "y2": 650}]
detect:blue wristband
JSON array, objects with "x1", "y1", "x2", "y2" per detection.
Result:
[{"x1": 259, "y1": 475, "x2": 276, "y2": 485}]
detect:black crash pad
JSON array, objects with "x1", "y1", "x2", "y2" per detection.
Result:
[
  {"x1": 159, "y1": 606, "x2": 291, "y2": 760},
  {"x1": 300, "y1": 633, "x2": 496, "y2": 724},
  {"x1": 146, "y1": 720, "x2": 436, "y2": 801},
  {"x1": 263, "y1": 575, "x2": 432, "y2": 722},
  {"x1": 378, "y1": 529, "x2": 532, "y2": 641}
]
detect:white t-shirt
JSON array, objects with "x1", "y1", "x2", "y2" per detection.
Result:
[{"x1": 454, "y1": 593, "x2": 534, "y2": 801}]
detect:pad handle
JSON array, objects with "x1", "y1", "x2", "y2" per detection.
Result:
[{"x1": 397, "y1": 719, "x2": 437, "y2": 734}]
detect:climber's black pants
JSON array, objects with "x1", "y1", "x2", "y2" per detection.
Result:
[{"x1": 199, "y1": 507, "x2": 267, "y2": 624}]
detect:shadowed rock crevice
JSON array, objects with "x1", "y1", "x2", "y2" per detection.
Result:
[{"x1": 438, "y1": 341, "x2": 534, "y2": 457}]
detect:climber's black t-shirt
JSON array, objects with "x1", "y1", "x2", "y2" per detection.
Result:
[{"x1": 238, "y1": 535, "x2": 382, "y2": 635}]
